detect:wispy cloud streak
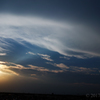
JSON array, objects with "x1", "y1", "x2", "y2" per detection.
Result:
[
  {"x1": 37, "y1": 53, "x2": 53, "y2": 61},
  {"x1": 46, "y1": 62, "x2": 99, "y2": 74}
]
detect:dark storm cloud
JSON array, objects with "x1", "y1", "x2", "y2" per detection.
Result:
[
  {"x1": 0, "y1": 0, "x2": 100, "y2": 22},
  {"x1": 0, "y1": 0, "x2": 71, "y2": 20}
]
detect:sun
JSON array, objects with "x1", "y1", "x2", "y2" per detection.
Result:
[
  {"x1": 0, "y1": 64, "x2": 7, "y2": 75},
  {"x1": 0, "y1": 64, "x2": 11, "y2": 82},
  {"x1": 0, "y1": 70, "x2": 4, "y2": 74}
]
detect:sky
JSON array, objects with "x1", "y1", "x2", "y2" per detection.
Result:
[{"x1": 0, "y1": 0, "x2": 100, "y2": 95}]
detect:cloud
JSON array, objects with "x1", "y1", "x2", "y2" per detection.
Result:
[
  {"x1": 0, "y1": 13, "x2": 100, "y2": 59},
  {"x1": 0, "y1": 61, "x2": 6, "y2": 64},
  {"x1": 59, "y1": 56, "x2": 70, "y2": 60},
  {"x1": 0, "y1": 53, "x2": 6, "y2": 56},
  {"x1": 37, "y1": 53, "x2": 53, "y2": 61},
  {"x1": 54, "y1": 63, "x2": 69, "y2": 69},
  {"x1": 0, "y1": 61, "x2": 65, "y2": 77},
  {"x1": 26, "y1": 52, "x2": 36, "y2": 55},
  {"x1": 0, "y1": 61, "x2": 25, "y2": 75},
  {"x1": 26, "y1": 52, "x2": 53, "y2": 61},
  {"x1": 28, "y1": 65, "x2": 50, "y2": 72},
  {"x1": 28, "y1": 65, "x2": 65, "y2": 73},
  {"x1": 0, "y1": 63, "x2": 19, "y2": 76},
  {"x1": 46, "y1": 62, "x2": 99, "y2": 74},
  {"x1": 51, "y1": 70, "x2": 64, "y2": 73},
  {"x1": 0, "y1": 60, "x2": 99, "y2": 83},
  {"x1": 70, "y1": 66, "x2": 97, "y2": 74}
]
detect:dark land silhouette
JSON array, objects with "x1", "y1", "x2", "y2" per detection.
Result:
[{"x1": 0, "y1": 92, "x2": 100, "y2": 100}]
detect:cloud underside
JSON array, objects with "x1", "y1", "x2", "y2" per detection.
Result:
[
  {"x1": 26, "y1": 52, "x2": 53, "y2": 61},
  {"x1": 0, "y1": 13, "x2": 100, "y2": 58},
  {"x1": 0, "y1": 61, "x2": 99, "y2": 78}
]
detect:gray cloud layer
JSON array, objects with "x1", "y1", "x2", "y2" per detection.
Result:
[{"x1": 0, "y1": 13, "x2": 100, "y2": 58}]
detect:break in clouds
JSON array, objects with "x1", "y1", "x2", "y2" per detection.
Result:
[{"x1": 0, "y1": 13, "x2": 100, "y2": 59}]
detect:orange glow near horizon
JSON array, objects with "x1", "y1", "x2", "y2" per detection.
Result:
[
  {"x1": 0, "y1": 62, "x2": 19, "y2": 76},
  {"x1": 0, "y1": 64, "x2": 7, "y2": 74},
  {"x1": 0, "y1": 63, "x2": 17, "y2": 83}
]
